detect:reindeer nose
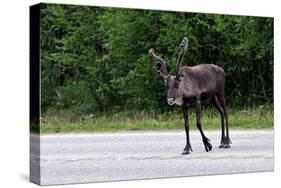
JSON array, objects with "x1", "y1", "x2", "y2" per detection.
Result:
[{"x1": 167, "y1": 98, "x2": 174, "y2": 105}]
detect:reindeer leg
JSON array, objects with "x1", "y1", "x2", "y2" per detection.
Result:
[
  {"x1": 181, "y1": 106, "x2": 192, "y2": 155},
  {"x1": 212, "y1": 95, "x2": 228, "y2": 148},
  {"x1": 218, "y1": 94, "x2": 231, "y2": 147},
  {"x1": 195, "y1": 100, "x2": 212, "y2": 152}
]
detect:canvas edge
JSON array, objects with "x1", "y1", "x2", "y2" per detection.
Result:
[{"x1": 29, "y1": 3, "x2": 42, "y2": 185}]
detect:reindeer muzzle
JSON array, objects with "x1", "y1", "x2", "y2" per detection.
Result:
[{"x1": 167, "y1": 98, "x2": 175, "y2": 105}]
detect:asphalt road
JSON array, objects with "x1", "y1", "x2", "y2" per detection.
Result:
[{"x1": 30, "y1": 129, "x2": 274, "y2": 185}]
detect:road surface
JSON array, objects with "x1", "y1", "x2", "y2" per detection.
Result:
[{"x1": 30, "y1": 129, "x2": 274, "y2": 185}]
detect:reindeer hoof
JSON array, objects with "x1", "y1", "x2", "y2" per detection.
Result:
[
  {"x1": 219, "y1": 143, "x2": 231, "y2": 148},
  {"x1": 181, "y1": 147, "x2": 192, "y2": 155},
  {"x1": 224, "y1": 144, "x2": 231, "y2": 148},
  {"x1": 219, "y1": 137, "x2": 231, "y2": 148},
  {"x1": 204, "y1": 140, "x2": 212, "y2": 152},
  {"x1": 181, "y1": 150, "x2": 190, "y2": 155}
]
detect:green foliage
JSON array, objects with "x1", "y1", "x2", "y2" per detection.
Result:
[{"x1": 40, "y1": 4, "x2": 273, "y2": 116}]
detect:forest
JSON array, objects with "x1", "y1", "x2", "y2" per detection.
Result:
[{"x1": 37, "y1": 4, "x2": 273, "y2": 133}]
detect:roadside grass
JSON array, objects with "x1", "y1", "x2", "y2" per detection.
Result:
[{"x1": 37, "y1": 105, "x2": 273, "y2": 133}]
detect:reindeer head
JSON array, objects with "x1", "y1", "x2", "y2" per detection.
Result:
[{"x1": 149, "y1": 37, "x2": 188, "y2": 105}]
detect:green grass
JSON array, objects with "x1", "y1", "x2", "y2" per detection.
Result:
[{"x1": 36, "y1": 105, "x2": 273, "y2": 133}]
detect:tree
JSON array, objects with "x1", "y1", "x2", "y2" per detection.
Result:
[{"x1": 40, "y1": 4, "x2": 273, "y2": 115}]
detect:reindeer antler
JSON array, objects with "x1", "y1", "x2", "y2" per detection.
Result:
[
  {"x1": 175, "y1": 37, "x2": 188, "y2": 75},
  {"x1": 149, "y1": 48, "x2": 168, "y2": 76},
  {"x1": 152, "y1": 67, "x2": 167, "y2": 79}
]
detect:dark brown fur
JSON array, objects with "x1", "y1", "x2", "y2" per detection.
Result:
[{"x1": 149, "y1": 37, "x2": 231, "y2": 155}]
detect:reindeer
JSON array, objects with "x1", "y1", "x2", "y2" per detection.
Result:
[{"x1": 149, "y1": 37, "x2": 231, "y2": 155}]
